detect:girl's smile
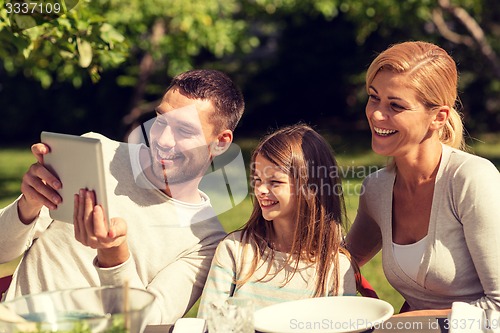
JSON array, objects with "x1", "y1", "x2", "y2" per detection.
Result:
[
  {"x1": 259, "y1": 199, "x2": 279, "y2": 208},
  {"x1": 253, "y1": 154, "x2": 296, "y2": 225}
]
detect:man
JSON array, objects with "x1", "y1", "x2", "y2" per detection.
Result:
[{"x1": 0, "y1": 69, "x2": 245, "y2": 324}]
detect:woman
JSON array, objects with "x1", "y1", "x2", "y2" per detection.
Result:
[{"x1": 346, "y1": 41, "x2": 500, "y2": 313}]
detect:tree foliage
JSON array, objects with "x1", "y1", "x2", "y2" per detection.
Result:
[
  {"x1": 0, "y1": 0, "x2": 128, "y2": 87},
  {"x1": 1, "y1": 0, "x2": 499, "y2": 140},
  {"x1": 4, "y1": 1, "x2": 498, "y2": 86}
]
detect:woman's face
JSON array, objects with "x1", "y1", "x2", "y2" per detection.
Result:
[{"x1": 365, "y1": 71, "x2": 437, "y2": 158}]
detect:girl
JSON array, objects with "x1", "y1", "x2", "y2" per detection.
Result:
[{"x1": 198, "y1": 124, "x2": 357, "y2": 317}]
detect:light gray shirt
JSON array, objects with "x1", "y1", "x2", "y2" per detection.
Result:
[{"x1": 350, "y1": 144, "x2": 500, "y2": 310}]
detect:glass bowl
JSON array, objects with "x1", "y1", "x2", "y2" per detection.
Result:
[{"x1": 0, "y1": 286, "x2": 155, "y2": 333}]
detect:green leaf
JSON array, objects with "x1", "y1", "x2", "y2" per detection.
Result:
[
  {"x1": 13, "y1": 15, "x2": 37, "y2": 30},
  {"x1": 99, "y1": 23, "x2": 125, "y2": 45},
  {"x1": 77, "y1": 37, "x2": 92, "y2": 68}
]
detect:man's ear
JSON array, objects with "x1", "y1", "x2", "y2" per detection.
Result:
[
  {"x1": 211, "y1": 130, "x2": 233, "y2": 156},
  {"x1": 430, "y1": 106, "x2": 449, "y2": 131}
]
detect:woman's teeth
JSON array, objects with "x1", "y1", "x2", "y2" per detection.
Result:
[{"x1": 374, "y1": 127, "x2": 397, "y2": 136}]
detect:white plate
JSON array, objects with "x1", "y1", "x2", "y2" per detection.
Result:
[{"x1": 254, "y1": 296, "x2": 394, "y2": 333}]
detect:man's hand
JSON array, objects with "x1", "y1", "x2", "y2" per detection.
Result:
[
  {"x1": 73, "y1": 189, "x2": 130, "y2": 268},
  {"x1": 18, "y1": 143, "x2": 62, "y2": 224}
]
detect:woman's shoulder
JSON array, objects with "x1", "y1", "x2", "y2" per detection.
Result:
[
  {"x1": 363, "y1": 166, "x2": 393, "y2": 182},
  {"x1": 360, "y1": 166, "x2": 394, "y2": 197},
  {"x1": 444, "y1": 145, "x2": 499, "y2": 177}
]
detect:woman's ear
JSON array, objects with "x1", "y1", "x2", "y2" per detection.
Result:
[
  {"x1": 430, "y1": 106, "x2": 450, "y2": 131},
  {"x1": 211, "y1": 130, "x2": 233, "y2": 156}
]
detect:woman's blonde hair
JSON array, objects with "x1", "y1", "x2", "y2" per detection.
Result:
[
  {"x1": 366, "y1": 41, "x2": 465, "y2": 150},
  {"x1": 234, "y1": 124, "x2": 355, "y2": 297}
]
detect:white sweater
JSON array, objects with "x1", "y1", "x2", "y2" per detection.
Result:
[
  {"x1": 0, "y1": 133, "x2": 226, "y2": 324},
  {"x1": 197, "y1": 231, "x2": 357, "y2": 318}
]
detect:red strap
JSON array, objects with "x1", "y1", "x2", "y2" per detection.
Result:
[
  {"x1": 357, "y1": 274, "x2": 379, "y2": 299},
  {"x1": 0, "y1": 275, "x2": 13, "y2": 297}
]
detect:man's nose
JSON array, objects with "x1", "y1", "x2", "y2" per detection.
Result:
[{"x1": 158, "y1": 125, "x2": 176, "y2": 148}]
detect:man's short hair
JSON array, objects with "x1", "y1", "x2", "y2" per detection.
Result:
[{"x1": 167, "y1": 69, "x2": 245, "y2": 134}]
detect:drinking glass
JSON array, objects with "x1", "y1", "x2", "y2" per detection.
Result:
[
  {"x1": 206, "y1": 297, "x2": 254, "y2": 333},
  {"x1": 0, "y1": 286, "x2": 155, "y2": 333}
]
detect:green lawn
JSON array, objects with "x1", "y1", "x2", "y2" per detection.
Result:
[
  {"x1": 1, "y1": 133, "x2": 499, "y2": 315},
  {"x1": 0, "y1": 149, "x2": 36, "y2": 209}
]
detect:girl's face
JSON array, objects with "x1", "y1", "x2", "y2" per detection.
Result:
[
  {"x1": 253, "y1": 154, "x2": 297, "y2": 225},
  {"x1": 365, "y1": 71, "x2": 438, "y2": 158}
]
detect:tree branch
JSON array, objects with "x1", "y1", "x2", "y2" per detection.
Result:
[
  {"x1": 123, "y1": 19, "x2": 166, "y2": 129},
  {"x1": 436, "y1": 0, "x2": 500, "y2": 78},
  {"x1": 432, "y1": 8, "x2": 474, "y2": 47}
]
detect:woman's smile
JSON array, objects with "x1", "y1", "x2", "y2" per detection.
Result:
[{"x1": 373, "y1": 126, "x2": 398, "y2": 137}]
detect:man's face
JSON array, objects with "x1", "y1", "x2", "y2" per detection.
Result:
[{"x1": 148, "y1": 87, "x2": 217, "y2": 185}]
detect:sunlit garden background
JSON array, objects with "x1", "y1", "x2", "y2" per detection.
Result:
[
  {"x1": 1, "y1": 0, "x2": 500, "y2": 316},
  {"x1": 2, "y1": 134, "x2": 499, "y2": 315}
]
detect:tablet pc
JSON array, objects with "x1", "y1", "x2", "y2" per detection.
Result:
[{"x1": 41, "y1": 131, "x2": 109, "y2": 226}]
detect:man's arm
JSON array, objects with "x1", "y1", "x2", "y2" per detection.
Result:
[
  {"x1": 73, "y1": 191, "x2": 225, "y2": 324},
  {"x1": 95, "y1": 229, "x2": 223, "y2": 325},
  {"x1": 456, "y1": 158, "x2": 500, "y2": 310}
]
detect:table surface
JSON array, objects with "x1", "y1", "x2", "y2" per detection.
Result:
[{"x1": 144, "y1": 315, "x2": 448, "y2": 333}]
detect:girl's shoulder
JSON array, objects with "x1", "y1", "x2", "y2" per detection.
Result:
[
  {"x1": 217, "y1": 230, "x2": 244, "y2": 248},
  {"x1": 216, "y1": 230, "x2": 256, "y2": 255},
  {"x1": 224, "y1": 230, "x2": 245, "y2": 242},
  {"x1": 213, "y1": 230, "x2": 246, "y2": 264},
  {"x1": 338, "y1": 252, "x2": 355, "y2": 269}
]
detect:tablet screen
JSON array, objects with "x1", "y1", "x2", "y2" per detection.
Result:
[{"x1": 41, "y1": 131, "x2": 109, "y2": 227}]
